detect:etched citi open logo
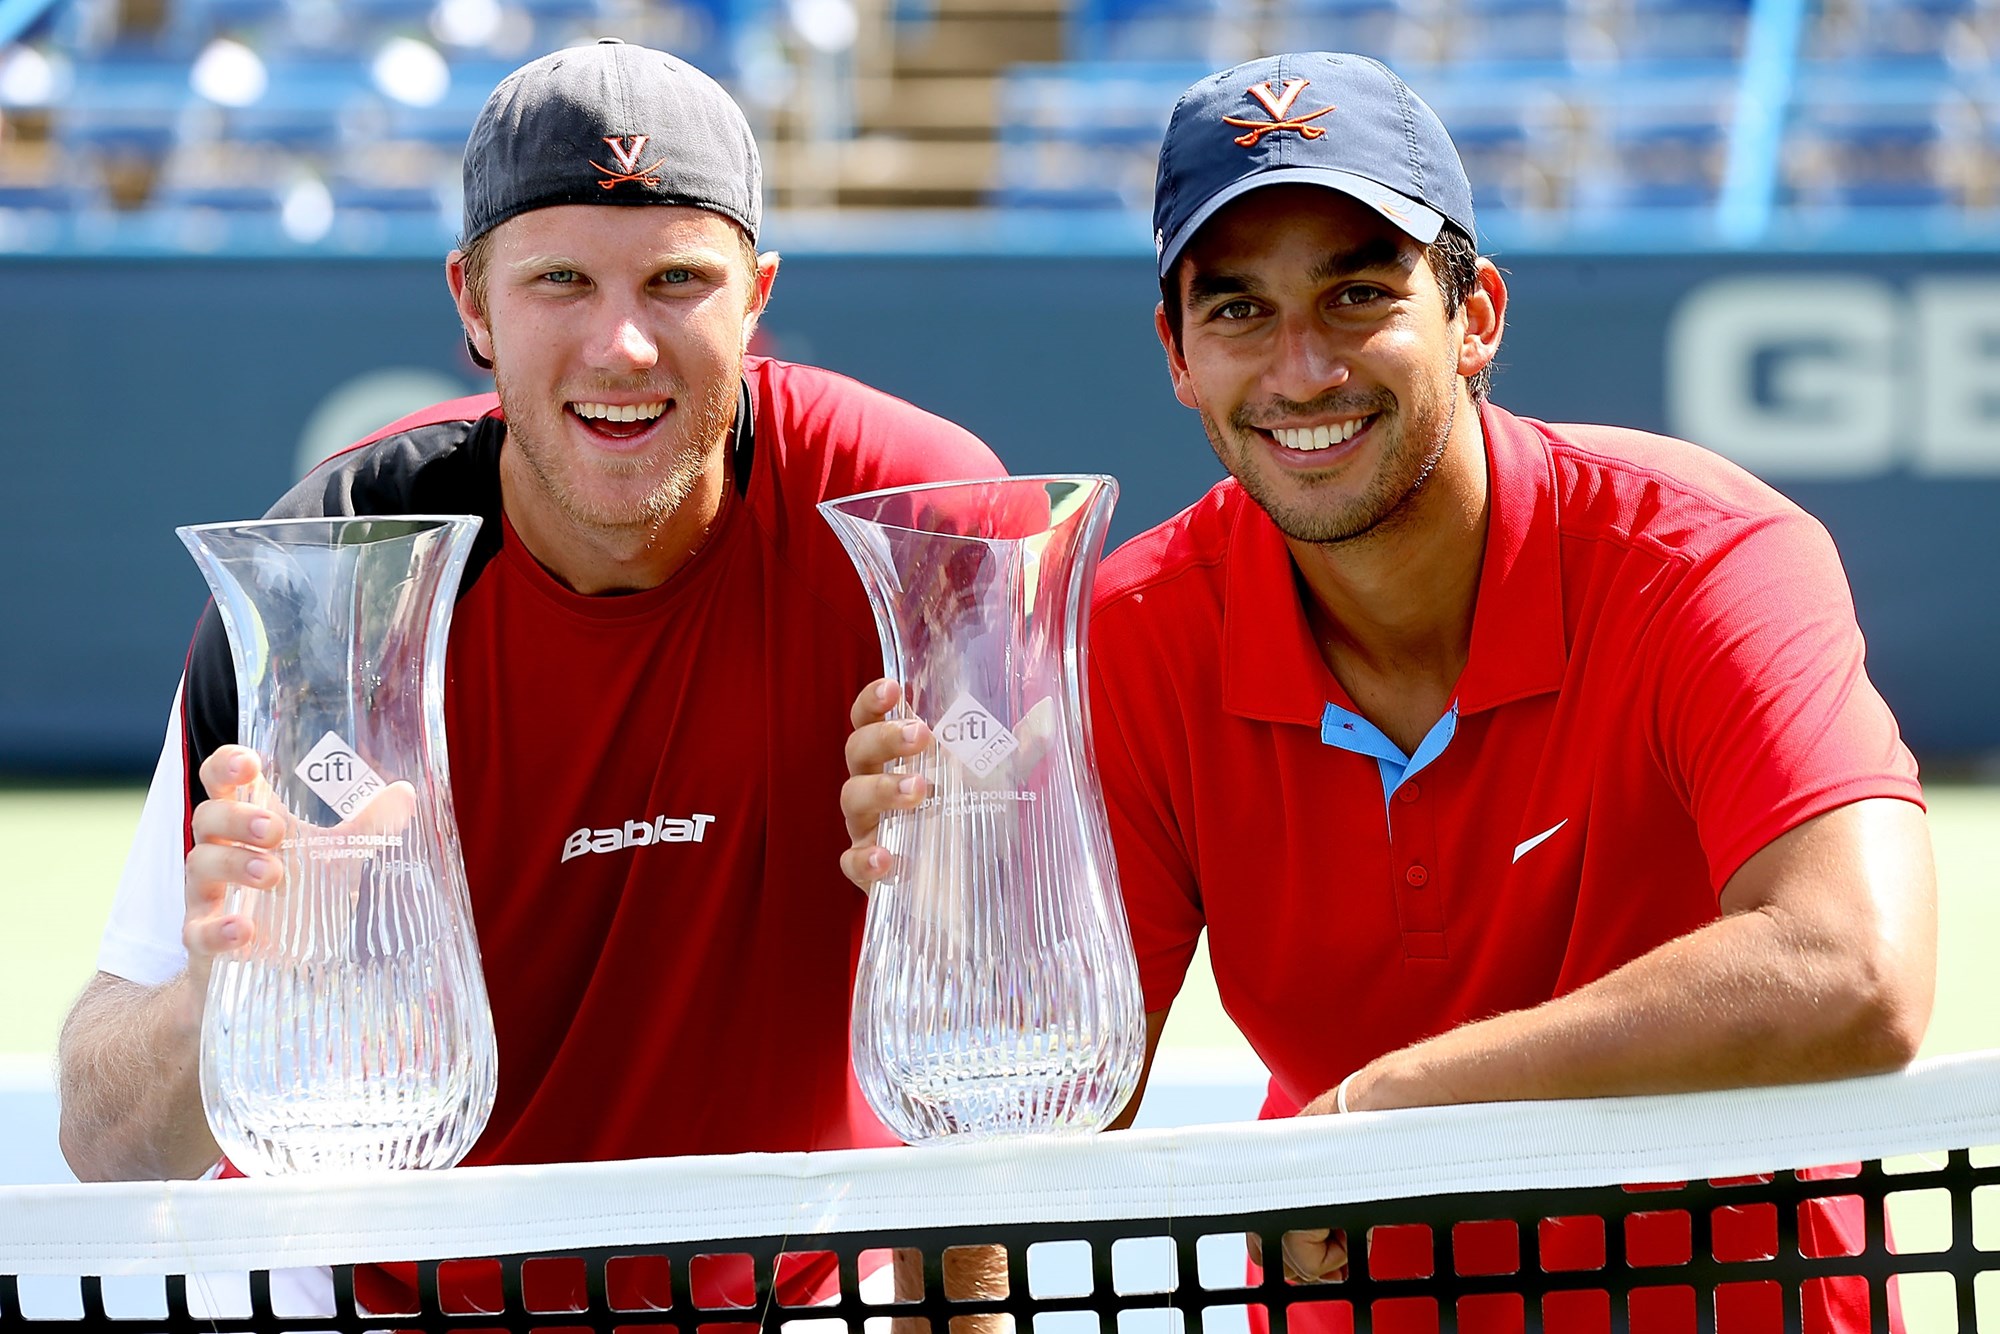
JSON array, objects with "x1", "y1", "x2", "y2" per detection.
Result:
[
  {"x1": 933, "y1": 692, "x2": 1021, "y2": 778},
  {"x1": 296, "y1": 731, "x2": 387, "y2": 820}
]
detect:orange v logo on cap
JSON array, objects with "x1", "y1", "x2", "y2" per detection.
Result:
[
  {"x1": 592, "y1": 135, "x2": 668, "y2": 188},
  {"x1": 1222, "y1": 79, "x2": 1335, "y2": 147}
]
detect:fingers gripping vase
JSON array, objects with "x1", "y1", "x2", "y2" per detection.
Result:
[
  {"x1": 820, "y1": 476, "x2": 1145, "y2": 1143},
  {"x1": 178, "y1": 516, "x2": 497, "y2": 1174}
]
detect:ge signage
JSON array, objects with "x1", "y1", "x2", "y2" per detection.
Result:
[{"x1": 1667, "y1": 275, "x2": 2000, "y2": 477}]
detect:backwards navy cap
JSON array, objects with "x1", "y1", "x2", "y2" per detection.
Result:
[
  {"x1": 1152, "y1": 52, "x2": 1475, "y2": 277},
  {"x1": 461, "y1": 37, "x2": 761, "y2": 247}
]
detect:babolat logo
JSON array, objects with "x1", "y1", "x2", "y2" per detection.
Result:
[
  {"x1": 562, "y1": 812, "x2": 717, "y2": 863},
  {"x1": 296, "y1": 731, "x2": 387, "y2": 820},
  {"x1": 932, "y1": 692, "x2": 1020, "y2": 778}
]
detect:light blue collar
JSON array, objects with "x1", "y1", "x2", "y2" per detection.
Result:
[{"x1": 1320, "y1": 701, "x2": 1460, "y2": 807}]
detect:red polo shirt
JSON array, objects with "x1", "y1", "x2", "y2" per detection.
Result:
[{"x1": 1088, "y1": 402, "x2": 1921, "y2": 1334}]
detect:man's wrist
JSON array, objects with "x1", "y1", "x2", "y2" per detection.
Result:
[
  {"x1": 167, "y1": 968, "x2": 209, "y2": 1039},
  {"x1": 1340, "y1": 1058, "x2": 1410, "y2": 1113}
]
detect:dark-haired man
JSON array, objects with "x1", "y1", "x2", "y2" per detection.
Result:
[{"x1": 843, "y1": 52, "x2": 1934, "y2": 1334}]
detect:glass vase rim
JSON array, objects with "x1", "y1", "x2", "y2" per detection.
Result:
[
  {"x1": 818, "y1": 472, "x2": 1118, "y2": 515},
  {"x1": 176, "y1": 514, "x2": 483, "y2": 540}
]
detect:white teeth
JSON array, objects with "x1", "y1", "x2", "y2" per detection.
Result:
[
  {"x1": 571, "y1": 401, "x2": 667, "y2": 422},
  {"x1": 1270, "y1": 418, "x2": 1369, "y2": 452}
]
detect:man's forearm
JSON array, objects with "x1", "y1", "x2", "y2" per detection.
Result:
[
  {"x1": 1323, "y1": 799, "x2": 1936, "y2": 1116},
  {"x1": 57, "y1": 971, "x2": 222, "y2": 1181},
  {"x1": 1335, "y1": 901, "x2": 1929, "y2": 1114}
]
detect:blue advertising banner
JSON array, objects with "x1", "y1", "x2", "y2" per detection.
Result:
[{"x1": 2, "y1": 251, "x2": 1995, "y2": 770}]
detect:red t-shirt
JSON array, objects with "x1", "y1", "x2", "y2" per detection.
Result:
[
  {"x1": 429, "y1": 361, "x2": 1001, "y2": 1167},
  {"x1": 160, "y1": 357, "x2": 1004, "y2": 1311},
  {"x1": 1087, "y1": 402, "x2": 1921, "y2": 1334}
]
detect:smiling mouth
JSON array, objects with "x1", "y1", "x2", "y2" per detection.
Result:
[
  {"x1": 1264, "y1": 415, "x2": 1377, "y2": 453},
  {"x1": 569, "y1": 399, "x2": 668, "y2": 441}
]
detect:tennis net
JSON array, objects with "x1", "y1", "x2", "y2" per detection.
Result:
[{"x1": 5, "y1": 1050, "x2": 2000, "y2": 1333}]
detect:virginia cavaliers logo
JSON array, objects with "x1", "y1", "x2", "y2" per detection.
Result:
[
  {"x1": 592, "y1": 135, "x2": 667, "y2": 189},
  {"x1": 1223, "y1": 79, "x2": 1335, "y2": 148}
]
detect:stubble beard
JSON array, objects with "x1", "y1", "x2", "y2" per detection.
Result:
[
  {"x1": 495, "y1": 363, "x2": 741, "y2": 537},
  {"x1": 1208, "y1": 376, "x2": 1458, "y2": 548}
]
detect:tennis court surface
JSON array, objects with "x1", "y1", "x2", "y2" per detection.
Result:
[{"x1": 3, "y1": 1050, "x2": 1997, "y2": 1333}]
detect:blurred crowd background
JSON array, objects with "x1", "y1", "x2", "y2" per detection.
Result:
[
  {"x1": 0, "y1": 0, "x2": 1995, "y2": 779},
  {"x1": 0, "y1": 0, "x2": 1992, "y2": 250}
]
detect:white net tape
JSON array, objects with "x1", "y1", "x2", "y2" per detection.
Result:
[{"x1": 4, "y1": 1050, "x2": 1999, "y2": 1279}]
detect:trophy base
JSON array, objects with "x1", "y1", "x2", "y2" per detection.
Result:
[
  {"x1": 885, "y1": 1046, "x2": 1114, "y2": 1142},
  {"x1": 212, "y1": 1093, "x2": 486, "y2": 1175}
]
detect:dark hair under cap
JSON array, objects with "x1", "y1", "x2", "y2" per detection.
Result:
[{"x1": 459, "y1": 37, "x2": 761, "y2": 247}]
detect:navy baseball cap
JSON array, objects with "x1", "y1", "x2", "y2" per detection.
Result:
[
  {"x1": 1153, "y1": 52, "x2": 1475, "y2": 278},
  {"x1": 460, "y1": 37, "x2": 761, "y2": 248}
]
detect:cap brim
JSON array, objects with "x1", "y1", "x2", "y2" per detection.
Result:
[{"x1": 1158, "y1": 167, "x2": 1446, "y2": 277}]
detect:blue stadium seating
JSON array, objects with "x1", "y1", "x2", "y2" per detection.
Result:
[
  {"x1": 150, "y1": 178, "x2": 283, "y2": 212},
  {"x1": 327, "y1": 175, "x2": 451, "y2": 217},
  {"x1": 2, "y1": 0, "x2": 1993, "y2": 247},
  {"x1": 994, "y1": 62, "x2": 1202, "y2": 208},
  {"x1": 1620, "y1": 0, "x2": 1751, "y2": 66},
  {"x1": 160, "y1": 0, "x2": 293, "y2": 55},
  {"x1": 1786, "y1": 88, "x2": 1973, "y2": 206},
  {"x1": 1562, "y1": 78, "x2": 1736, "y2": 214},
  {"x1": 1260, "y1": 0, "x2": 1438, "y2": 69},
  {"x1": 512, "y1": 0, "x2": 608, "y2": 16},
  {"x1": 1818, "y1": 0, "x2": 1988, "y2": 67},
  {"x1": 1068, "y1": 0, "x2": 1253, "y2": 65},
  {"x1": 1603, "y1": 120, "x2": 1729, "y2": 208},
  {"x1": 1448, "y1": 0, "x2": 1600, "y2": 70},
  {"x1": 0, "y1": 175, "x2": 93, "y2": 214},
  {"x1": 54, "y1": 50, "x2": 187, "y2": 141},
  {"x1": 326, "y1": 138, "x2": 456, "y2": 217},
  {"x1": 996, "y1": 0, "x2": 1996, "y2": 240},
  {"x1": 1425, "y1": 87, "x2": 1579, "y2": 215}
]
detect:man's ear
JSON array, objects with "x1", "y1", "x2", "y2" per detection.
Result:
[
  {"x1": 1457, "y1": 257, "x2": 1506, "y2": 383},
  {"x1": 742, "y1": 250, "x2": 781, "y2": 350},
  {"x1": 1155, "y1": 302, "x2": 1201, "y2": 411},
  {"x1": 446, "y1": 250, "x2": 495, "y2": 367}
]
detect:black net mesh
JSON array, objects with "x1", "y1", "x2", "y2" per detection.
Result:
[{"x1": 4, "y1": 1146, "x2": 1996, "y2": 1333}]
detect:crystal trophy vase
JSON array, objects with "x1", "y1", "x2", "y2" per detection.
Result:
[
  {"x1": 178, "y1": 516, "x2": 497, "y2": 1174},
  {"x1": 821, "y1": 475, "x2": 1145, "y2": 1143}
]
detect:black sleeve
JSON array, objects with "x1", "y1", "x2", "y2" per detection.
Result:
[
  {"x1": 182, "y1": 604, "x2": 235, "y2": 808},
  {"x1": 177, "y1": 417, "x2": 506, "y2": 810}
]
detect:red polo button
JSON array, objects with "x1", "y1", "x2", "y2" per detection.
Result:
[
  {"x1": 1405, "y1": 864, "x2": 1429, "y2": 886},
  {"x1": 1398, "y1": 783, "x2": 1421, "y2": 803}
]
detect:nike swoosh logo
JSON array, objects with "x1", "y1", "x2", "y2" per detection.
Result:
[{"x1": 1512, "y1": 819, "x2": 1569, "y2": 863}]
